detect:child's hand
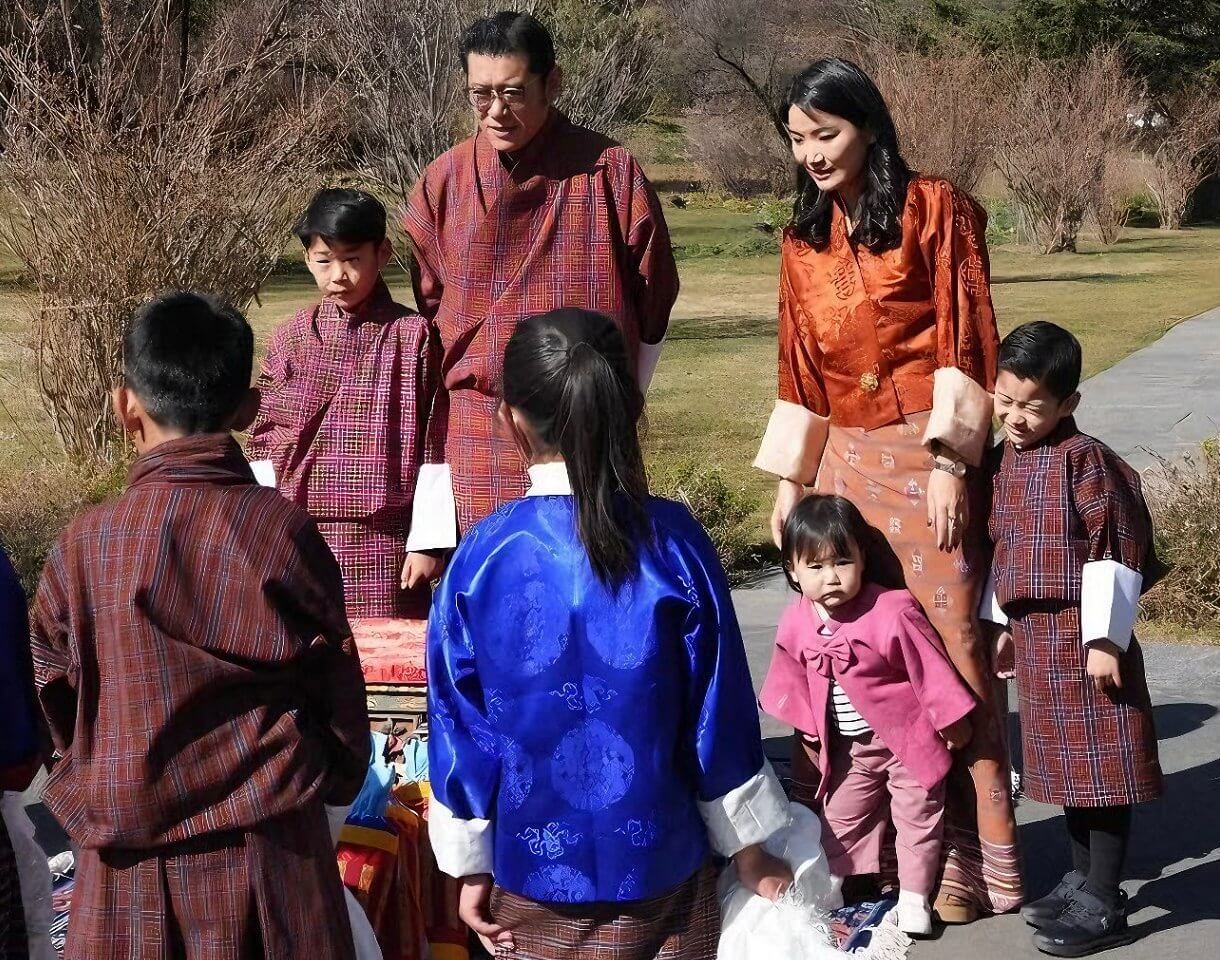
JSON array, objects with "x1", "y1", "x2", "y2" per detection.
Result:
[
  {"x1": 734, "y1": 843, "x2": 794, "y2": 901},
  {"x1": 993, "y1": 628, "x2": 1015, "y2": 680},
  {"x1": 940, "y1": 715, "x2": 973, "y2": 751},
  {"x1": 457, "y1": 873, "x2": 515, "y2": 953},
  {"x1": 1086, "y1": 640, "x2": 1123, "y2": 693},
  {"x1": 401, "y1": 551, "x2": 445, "y2": 590}
]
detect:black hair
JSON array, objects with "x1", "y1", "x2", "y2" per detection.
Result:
[
  {"x1": 459, "y1": 11, "x2": 555, "y2": 78},
  {"x1": 998, "y1": 321, "x2": 1083, "y2": 401},
  {"x1": 122, "y1": 291, "x2": 254, "y2": 433},
  {"x1": 294, "y1": 188, "x2": 387, "y2": 248},
  {"x1": 784, "y1": 58, "x2": 912, "y2": 253},
  {"x1": 502, "y1": 308, "x2": 649, "y2": 586},
  {"x1": 781, "y1": 494, "x2": 901, "y2": 593}
]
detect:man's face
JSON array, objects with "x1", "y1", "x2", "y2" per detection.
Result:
[
  {"x1": 994, "y1": 370, "x2": 1079, "y2": 450},
  {"x1": 465, "y1": 52, "x2": 557, "y2": 154}
]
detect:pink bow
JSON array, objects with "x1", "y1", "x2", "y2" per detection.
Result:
[{"x1": 802, "y1": 631, "x2": 855, "y2": 678}]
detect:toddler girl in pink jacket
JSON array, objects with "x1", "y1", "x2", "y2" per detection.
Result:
[{"x1": 760, "y1": 495, "x2": 976, "y2": 936}]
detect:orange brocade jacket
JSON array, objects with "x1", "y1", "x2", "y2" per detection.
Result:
[{"x1": 757, "y1": 177, "x2": 1000, "y2": 483}]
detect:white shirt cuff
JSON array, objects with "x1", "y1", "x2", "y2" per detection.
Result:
[
  {"x1": 1081, "y1": 559, "x2": 1142, "y2": 652},
  {"x1": 428, "y1": 798, "x2": 494, "y2": 877},
  {"x1": 637, "y1": 337, "x2": 665, "y2": 394},
  {"x1": 697, "y1": 762, "x2": 791, "y2": 858},
  {"x1": 753, "y1": 400, "x2": 831, "y2": 486},
  {"x1": 405, "y1": 463, "x2": 458, "y2": 551},
  {"x1": 249, "y1": 459, "x2": 277, "y2": 488},
  {"x1": 979, "y1": 570, "x2": 1008, "y2": 625}
]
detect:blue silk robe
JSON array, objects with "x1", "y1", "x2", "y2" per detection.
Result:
[{"x1": 427, "y1": 471, "x2": 779, "y2": 904}]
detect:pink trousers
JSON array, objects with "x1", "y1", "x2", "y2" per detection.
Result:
[{"x1": 819, "y1": 732, "x2": 945, "y2": 897}]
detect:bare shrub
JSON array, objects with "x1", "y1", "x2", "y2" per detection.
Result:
[
  {"x1": 867, "y1": 41, "x2": 995, "y2": 191},
  {"x1": 685, "y1": 105, "x2": 792, "y2": 198},
  {"x1": 1143, "y1": 85, "x2": 1220, "y2": 230},
  {"x1": 0, "y1": 1, "x2": 335, "y2": 463},
  {"x1": 1092, "y1": 149, "x2": 1143, "y2": 245},
  {"x1": 1141, "y1": 439, "x2": 1220, "y2": 630},
  {"x1": 992, "y1": 49, "x2": 1140, "y2": 253}
]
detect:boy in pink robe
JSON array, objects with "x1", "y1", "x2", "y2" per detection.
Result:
[{"x1": 760, "y1": 495, "x2": 976, "y2": 936}]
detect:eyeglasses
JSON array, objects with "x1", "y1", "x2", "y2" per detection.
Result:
[{"x1": 466, "y1": 76, "x2": 542, "y2": 112}]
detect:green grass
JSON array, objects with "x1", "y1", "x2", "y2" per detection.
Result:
[{"x1": 4, "y1": 212, "x2": 1220, "y2": 537}]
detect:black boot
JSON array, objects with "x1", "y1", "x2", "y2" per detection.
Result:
[
  {"x1": 1021, "y1": 870, "x2": 1087, "y2": 927},
  {"x1": 1032, "y1": 885, "x2": 1138, "y2": 957}
]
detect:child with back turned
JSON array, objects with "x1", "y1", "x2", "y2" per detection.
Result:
[
  {"x1": 249, "y1": 188, "x2": 453, "y2": 629},
  {"x1": 29, "y1": 293, "x2": 370, "y2": 959},
  {"x1": 982, "y1": 321, "x2": 1163, "y2": 958}
]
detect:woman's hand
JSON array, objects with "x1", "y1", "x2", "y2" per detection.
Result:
[
  {"x1": 771, "y1": 478, "x2": 806, "y2": 548},
  {"x1": 734, "y1": 843, "x2": 794, "y2": 901},
  {"x1": 458, "y1": 874, "x2": 515, "y2": 953},
  {"x1": 940, "y1": 715, "x2": 973, "y2": 751},
  {"x1": 926, "y1": 468, "x2": 968, "y2": 552},
  {"x1": 401, "y1": 550, "x2": 445, "y2": 591}
]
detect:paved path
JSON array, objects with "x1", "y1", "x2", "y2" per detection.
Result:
[
  {"x1": 733, "y1": 571, "x2": 1220, "y2": 959},
  {"x1": 1074, "y1": 305, "x2": 1220, "y2": 469}
]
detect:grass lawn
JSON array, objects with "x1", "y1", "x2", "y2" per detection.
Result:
[{"x1": 3, "y1": 210, "x2": 1220, "y2": 534}]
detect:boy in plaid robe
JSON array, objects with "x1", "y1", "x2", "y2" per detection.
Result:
[
  {"x1": 981, "y1": 321, "x2": 1163, "y2": 958},
  {"x1": 405, "y1": 11, "x2": 678, "y2": 531},
  {"x1": 249, "y1": 188, "x2": 453, "y2": 623},
  {"x1": 30, "y1": 293, "x2": 370, "y2": 959}
]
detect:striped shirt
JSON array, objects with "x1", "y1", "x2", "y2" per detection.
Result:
[{"x1": 830, "y1": 681, "x2": 872, "y2": 736}]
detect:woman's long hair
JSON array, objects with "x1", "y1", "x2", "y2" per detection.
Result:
[
  {"x1": 785, "y1": 57, "x2": 912, "y2": 253},
  {"x1": 503, "y1": 308, "x2": 650, "y2": 586}
]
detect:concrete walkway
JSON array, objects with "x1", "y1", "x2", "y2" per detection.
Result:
[
  {"x1": 1074, "y1": 305, "x2": 1220, "y2": 469},
  {"x1": 733, "y1": 571, "x2": 1220, "y2": 959}
]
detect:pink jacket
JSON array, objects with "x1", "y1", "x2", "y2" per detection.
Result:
[{"x1": 759, "y1": 584, "x2": 976, "y2": 798}]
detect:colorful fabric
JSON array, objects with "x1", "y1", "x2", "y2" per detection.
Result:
[
  {"x1": 816, "y1": 732, "x2": 946, "y2": 897},
  {"x1": 28, "y1": 433, "x2": 370, "y2": 851},
  {"x1": 488, "y1": 863, "x2": 719, "y2": 960},
  {"x1": 353, "y1": 619, "x2": 428, "y2": 685},
  {"x1": 987, "y1": 421, "x2": 1163, "y2": 806},
  {"x1": 249, "y1": 280, "x2": 446, "y2": 618},
  {"x1": 427, "y1": 492, "x2": 769, "y2": 904},
  {"x1": 66, "y1": 804, "x2": 354, "y2": 960},
  {"x1": 812, "y1": 414, "x2": 1023, "y2": 913},
  {"x1": 775, "y1": 176, "x2": 998, "y2": 432},
  {"x1": 0, "y1": 547, "x2": 41, "y2": 791},
  {"x1": 405, "y1": 110, "x2": 678, "y2": 530},
  {"x1": 760, "y1": 585, "x2": 975, "y2": 798}
]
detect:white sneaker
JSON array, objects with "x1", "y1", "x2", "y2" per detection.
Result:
[{"x1": 896, "y1": 890, "x2": 933, "y2": 936}]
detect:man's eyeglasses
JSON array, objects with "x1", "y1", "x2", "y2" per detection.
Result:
[{"x1": 467, "y1": 76, "x2": 542, "y2": 112}]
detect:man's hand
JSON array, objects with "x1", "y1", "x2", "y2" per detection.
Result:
[
  {"x1": 940, "y1": 715, "x2": 973, "y2": 751},
  {"x1": 458, "y1": 874, "x2": 515, "y2": 953},
  {"x1": 1086, "y1": 640, "x2": 1123, "y2": 693},
  {"x1": 401, "y1": 550, "x2": 444, "y2": 591},
  {"x1": 734, "y1": 843, "x2": 794, "y2": 902},
  {"x1": 993, "y1": 627, "x2": 1016, "y2": 680}
]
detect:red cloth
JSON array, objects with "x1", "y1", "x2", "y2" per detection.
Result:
[
  {"x1": 248, "y1": 281, "x2": 445, "y2": 618},
  {"x1": 988, "y1": 421, "x2": 1163, "y2": 806},
  {"x1": 759, "y1": 585, "x2": 976, "y2": 797},
  {"x1": 405, "y1": 111, "x2": 678, "y2": 529},
  {"x1": 353, "y1": 618, "x2": 427, "y2": 685},
  {"x1": 777, "y1": 177, "x2": 998, "y2": 429},
  {"x1": 29, "y1": 433, "x2": 370, "y2": 853}
]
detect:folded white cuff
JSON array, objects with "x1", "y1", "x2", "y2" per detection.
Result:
[
  {"x1": 638, "y1": 337, "x2": 665, "y2": 394},
  {"x1": 1081, "y1": 559, "x2": 1143, "y2": 652},
  {"x1": 698, "y1": 762, "x2": 791, "y2": 858},
  {"x1": 753, "y1": 400, "x2": 830, "y2": 486},
  {"x1": 922, "y1": 366, "x2": 994, "y2": 467},
  {"x1": 978, "y1": 570, "x2": 1008, "y2": 625},
  {"x1": 405, "y1": 463, "x2": 458, "y2": 551},
  {"x1": 428, "y1": 798, "x2": 494, "y2": 878},
  {"x1": 248, "y1": 459, "x2": 277, "y2": 489}
]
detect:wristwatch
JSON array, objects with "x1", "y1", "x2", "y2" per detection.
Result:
[{"x1": 932, "y1": 454, "x2": 967, "y2": 478}]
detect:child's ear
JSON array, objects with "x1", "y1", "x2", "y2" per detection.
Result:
[
  {"x1": 112, "y1": 385, "x2": 147, "y2": 447},
  {"x1": 1062, "y1": 391, "x2": 1081, "y2": 417},
  {"x1": 377, "y1": 237, "x2": 394, "y2": 270},
  {"x1": 229, "y1": 387, "x2": 260, "y2": 433}
]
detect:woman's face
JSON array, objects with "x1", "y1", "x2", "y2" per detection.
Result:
[{"x1": 786, "y1": 104, "x2": 872, "y2": 200}]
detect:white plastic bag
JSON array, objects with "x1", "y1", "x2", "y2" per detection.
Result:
[
  {"x1": 1, "y1": 792, "x2": 56, "y2": 960},
  {"x1": 717, "y1": 803, "x2": 842, "y2": 960}
]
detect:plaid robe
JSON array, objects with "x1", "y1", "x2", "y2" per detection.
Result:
[
  {"x1": 30, "y1": 434, "x2": 370, "y2": 958},
  {"x1": 405, "y1": 111, "x2": 678, "y2": 529},
  {"x1": 249, "y1": 280, "x2": 446, "y2": 619},
  {"x1": 988, "y1": 419, "x2": 1163, "y2": 806}
]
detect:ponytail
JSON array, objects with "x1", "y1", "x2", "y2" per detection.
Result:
[{"x1": 503, "y1": 309, "x2": 650, "y2": 586}]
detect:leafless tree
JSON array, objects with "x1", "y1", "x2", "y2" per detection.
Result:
[
  {"x1": 992, "y1": 49, "x2": 1140, "y2": 254},
  {"x1": 1143, "y1": 85, "x2": 1220, "y2": 230},
  {"x1": 0, "y1": 0, "x2": 337, "y2": 463}
]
